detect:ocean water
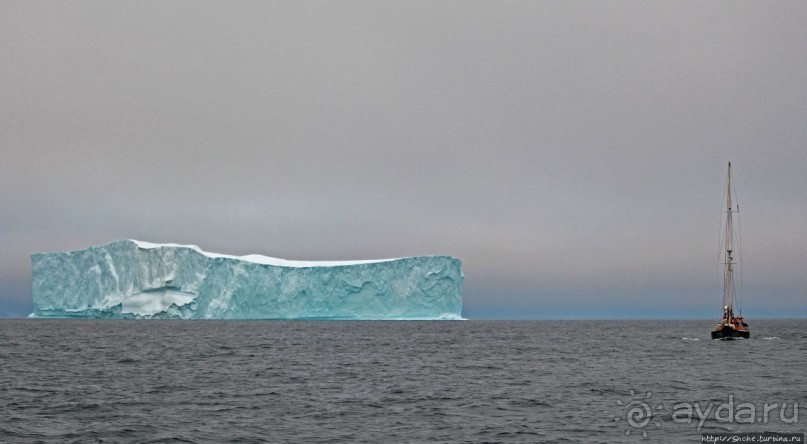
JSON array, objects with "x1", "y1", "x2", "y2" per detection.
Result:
[{"x1": 0, "y1": 319, "x2": 804, "y2": 443}]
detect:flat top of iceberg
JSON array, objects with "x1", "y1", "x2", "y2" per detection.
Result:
[{"x1": 130, "y1": 240, "x2": 400, "y2": 268}]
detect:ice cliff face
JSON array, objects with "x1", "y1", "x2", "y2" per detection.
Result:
[{"x1": 31, "y1": 240, "x2": 463, "y2": 320}]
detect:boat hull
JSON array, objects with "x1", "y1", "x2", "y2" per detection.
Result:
[{"x1": 711, "y1": 326, "x2": 750, "y2": 340}]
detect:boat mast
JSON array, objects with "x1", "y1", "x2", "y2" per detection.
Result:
[{"x1": 723, "y1": 162, "x2": 735, "y2": 315}]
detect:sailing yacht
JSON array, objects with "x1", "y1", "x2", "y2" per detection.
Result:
[{"x1": 711, "y1": 162, "x2": 750, "y2": 339}]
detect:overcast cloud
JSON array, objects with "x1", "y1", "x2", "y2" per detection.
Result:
[{"x1": 2, "y1": 1, "x2": 806, "y2": 318}]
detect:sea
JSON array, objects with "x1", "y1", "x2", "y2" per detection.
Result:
[{"x1": 0, "y1": 319, "x2": 804, "y2": 443}]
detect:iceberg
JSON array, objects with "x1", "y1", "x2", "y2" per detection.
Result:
[{"x1": 31, "y1": 240, "x2": 463, "y2": 320}]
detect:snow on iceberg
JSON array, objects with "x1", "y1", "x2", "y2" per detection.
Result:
[{"x1": 31, "y1": 240, "x2": 463, "y2": 320}]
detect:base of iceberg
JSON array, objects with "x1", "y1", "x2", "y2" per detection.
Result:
[{"x1": 31, "y1": 240, "x2": 463, "y2": 320}]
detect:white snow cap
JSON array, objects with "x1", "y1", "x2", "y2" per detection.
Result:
[{"x1": 129, "y1": 240, "x2": 398, "y2": 267}]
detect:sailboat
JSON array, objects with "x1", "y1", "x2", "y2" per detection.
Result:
[{"x1": 711, "y1": 162, "x2": 750, "y2": 339}]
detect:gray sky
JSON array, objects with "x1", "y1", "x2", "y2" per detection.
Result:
[{"x1": 2, "y1": 1, "x2": 806, "y2": 318}]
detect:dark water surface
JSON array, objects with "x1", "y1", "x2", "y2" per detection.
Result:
[{"x1": 0, "y1": 319, "x2": 804, "y2": 443}]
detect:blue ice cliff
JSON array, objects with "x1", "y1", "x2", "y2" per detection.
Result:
[{"x1": 31, "y1": 240, "x2": 463, "y2": 320}]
